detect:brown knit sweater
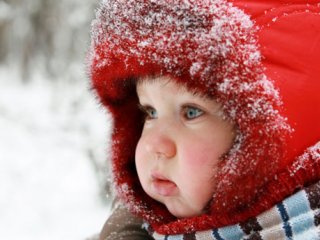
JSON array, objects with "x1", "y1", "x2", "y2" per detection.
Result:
[{"x1": 99, "y1": 205, "x2": 153, "y2": 240}]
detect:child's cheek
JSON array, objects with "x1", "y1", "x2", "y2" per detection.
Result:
[
  {"x1": 135, "y1": 140, "x2": 147, "y2": 170},
  {"x1": 182, "y1": 141, "x2": 216, "y2": 167}
]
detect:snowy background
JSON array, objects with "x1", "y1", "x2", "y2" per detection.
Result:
[{"x1": 0, "y1": 1, "x2": 113, "y2": 239}]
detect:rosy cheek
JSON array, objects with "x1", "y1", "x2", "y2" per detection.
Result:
[{"x1": 183, "y1": 142, "x2": 216, "y2": 166}]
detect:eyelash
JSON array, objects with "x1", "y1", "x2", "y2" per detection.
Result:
[{"x1": 138, "y1": 104, "x2": 204, "y2": 121}]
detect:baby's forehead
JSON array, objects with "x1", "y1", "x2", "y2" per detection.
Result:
[{"x1": 136, "y1": 75, "x2": 213, "y2": 100}]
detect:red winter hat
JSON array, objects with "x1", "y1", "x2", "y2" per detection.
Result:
[
  {"x1": 87, "y1": 0, "x2": 320, "y2": 234},
  {"x1": 231, "y1": 0, "x2": 320, "y2": 169}
]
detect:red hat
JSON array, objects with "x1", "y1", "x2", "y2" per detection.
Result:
[{"x1": 87, "y1": 0, "x2": 320, "y2": 234}]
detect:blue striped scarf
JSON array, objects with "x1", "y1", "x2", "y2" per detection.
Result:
[{"x1": 145, "y1": 180, "x2": 320, "y2": 240}]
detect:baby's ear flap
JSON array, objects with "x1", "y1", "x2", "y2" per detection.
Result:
[{"x1": 256, "y1": 3, "x2": 320, "y2": 166}]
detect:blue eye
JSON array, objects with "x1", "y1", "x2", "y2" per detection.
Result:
[
  {"x1": 138, "y1": 104, "x2": 158, "y2": 121},
  {"x1": 145, "y1": 107, "x2": 158, "y2": 119},
  {"x1": 184, "y1": 106, "x2": 203, "y2": 119}
]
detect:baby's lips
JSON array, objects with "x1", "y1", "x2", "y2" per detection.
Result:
[
  {"x1": 151, "y1": 178, "x2": 177, "y2": 196},
  {"x1": 151, "y1": 171, "x2": 177, "y2": 196}
]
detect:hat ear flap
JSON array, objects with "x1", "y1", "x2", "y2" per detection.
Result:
[{"x1": 257, "y1": 7, "x2": 320, "y2": 165}]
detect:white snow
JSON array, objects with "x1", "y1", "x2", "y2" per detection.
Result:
[{"x1": 0, "y1": 65, "x2": 112, "y2": 240}]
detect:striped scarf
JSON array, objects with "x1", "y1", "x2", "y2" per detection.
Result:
[{"x1": 145, "y1": 180, "x2": 320, "y2": 240}]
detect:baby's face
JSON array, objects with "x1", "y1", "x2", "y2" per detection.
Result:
[{"x1": 135, "y1": 76, "x2": 235, "y2": 218}]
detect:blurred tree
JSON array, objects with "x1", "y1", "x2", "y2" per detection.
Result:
[
  {"x1": 0, "y1": 0, "x2": 111, "y2": 204},
  {"x1": 0, "y1": 0, "x2": 97, "y2": 81},
  {"x1": 0, "y1": 1, "x2": 12, "y2": 63}
]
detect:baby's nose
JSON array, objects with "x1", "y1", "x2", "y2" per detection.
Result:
[{"x1": 145, "y1": 129, "x2": 176, "y2": 159}]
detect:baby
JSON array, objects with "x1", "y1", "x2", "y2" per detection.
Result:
[
  {"x1": 88, "y1": 0, "x2": 320, "y2": 239},
  {"x1": 135, "y1": 75, "x2": 235, "y2": 219}
]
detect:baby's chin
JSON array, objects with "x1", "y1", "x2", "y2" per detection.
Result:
[
  {"x1": 145, "y1": 187, "x2": 206, "y2": 218},
  {"x1": 163, "y1": 200, "x2": 204, "y2": 219}
]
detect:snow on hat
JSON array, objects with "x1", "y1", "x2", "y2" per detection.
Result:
[{"x1": 87, "y1": 0, "x2": 320, "y2": 234}]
